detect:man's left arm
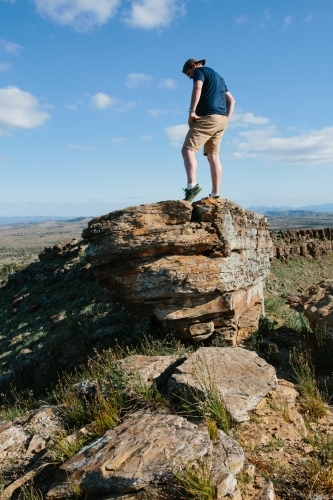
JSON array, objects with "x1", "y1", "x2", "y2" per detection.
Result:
[
  {"x1": 226, "y1": 91, "x2": 235, "y2": 121},
  {"x1": 188, "y1": 80, "x2": 203, "y2": 126}
]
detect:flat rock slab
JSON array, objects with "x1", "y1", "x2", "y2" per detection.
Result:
[
  {"x1": 46, "y1": 411, "x2": 244, "y2": 499},
  {"x1": 118, "y1": 354, "x2": 186, "y2": 387},
  {"x1": 301, "y1": 279, "x2": 333, "y2": 333},
  {"x1": 168, "y1": 347, "x2": 278, "y2": 422}
]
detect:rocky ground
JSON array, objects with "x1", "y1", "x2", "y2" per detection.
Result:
[{"x1": 1, "y1": 205, "x2": 333, "y2": 499}]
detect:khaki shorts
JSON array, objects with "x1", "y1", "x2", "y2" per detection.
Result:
[{"x1": 183, "y1": 114, "x2": 228, "y2": 155}]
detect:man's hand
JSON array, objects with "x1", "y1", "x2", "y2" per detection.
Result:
[{"x1": 188, "y1": 112, "x2": 200, "y2": 127}]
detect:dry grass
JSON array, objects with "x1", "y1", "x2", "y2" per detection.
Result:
[
  {"x1": 290, "y1": 349, "x2": 328, "y2": 420},
  {"x1": 176, "y1": 359, "x2": 232, "y2": 434},
  {"x1": 50, "y1": 430, "x2": 87, "y2": 464},
  {"x1": 18, "y1": 482, "x2": 43, "y2": 500},
  {"x1": 173, "y1": 459, "x2": 216, "y2": 500},
  {"x1": 206, "y1": 418, "x2": 218, "y2": 441}
]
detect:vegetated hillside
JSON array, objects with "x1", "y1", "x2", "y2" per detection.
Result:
[
  {"x1": 1, "y1": 233, "x2": 333, "y2": 499},
  {"x1": 1, "y1": 233, "x2": 333, "y2": 399},
  {"x1": 0, "y1": 218, "x2": 91, "y2": 267}
]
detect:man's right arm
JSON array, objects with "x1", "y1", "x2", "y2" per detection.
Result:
[{"x1": 226, "y1": 91, "x2": 235, "y2": 121}]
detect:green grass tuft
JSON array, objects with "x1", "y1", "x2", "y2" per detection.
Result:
[
  {"x1": 173, "y1": 459, "x2": 216, "y2": 500},
  {"x1": 290, "y1": 349, "x2": 328, "y2": 420}
]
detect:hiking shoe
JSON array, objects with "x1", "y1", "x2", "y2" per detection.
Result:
[
  {"x1": 183, "y1": 184, "x2": 202, "y2": 202},
  {"x1": 209, "y1": 194, "x2": 219, "y2": 199}
]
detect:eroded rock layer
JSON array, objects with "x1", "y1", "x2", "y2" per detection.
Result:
[
  {"x1": 271, "y1": 228, "x2": 333, "y2": 262},
  {"x1": 83, "y1": 198, "x2": 273, "y2": 341}
]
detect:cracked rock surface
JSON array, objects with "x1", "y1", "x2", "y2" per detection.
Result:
[
  {"x1": 168, "y1": 347, "x2": 278, "y2": 422},
  {"x1": 46, "y1": 410, "x2": 244, "y2": 499}
]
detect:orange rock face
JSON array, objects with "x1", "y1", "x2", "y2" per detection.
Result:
[{"x1": 83, "y1": 198, "x2": 273, "y2": 341}]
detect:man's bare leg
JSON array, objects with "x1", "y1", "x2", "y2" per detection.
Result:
[
  {"x1": 182, "y1": 147, "x2": 197, "y2": 185},
  {"x1": 207, "y1": 153, "x2": 222, "y2": 194}
]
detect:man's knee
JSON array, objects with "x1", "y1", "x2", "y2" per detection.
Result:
[{"x1": 182, "y1": 146, "x2": 194, "y2": 158}]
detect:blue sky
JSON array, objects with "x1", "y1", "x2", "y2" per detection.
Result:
[{"x1": 1, "y1": 0, "x2": 333, "y2": 216}]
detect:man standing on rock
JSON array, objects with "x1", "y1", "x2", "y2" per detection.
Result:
[{"x1": 181, "y1": 58, "x2": 235, "y2": 202}]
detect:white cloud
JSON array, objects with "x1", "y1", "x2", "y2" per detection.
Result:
[
  {"x1": 140, "y1": 134, "x2": 152, "y2": 140},
  {"x1": 284, "y1": 15, "x2": 293, "y2": 28},
  {"x1": 125, "y1": 0, "x2": 185, "y2": 29},
  {"x1": 33, "y1": 0, "x2": 120, "y2": 31},
  {"x1": 263, "y1": 7, "x2": 270, "y2": 20},
  {"x1": 0, "y1": 157, "x2": 6, "y2": 163},
  {"x1": 91, "y1": 92, "x2": 115, "y2": 109},
  {"x1": 0, "y1": 86, "x2": 50, "y2": 135},
  {"x1": 149, "y1": 108, "x2": 167, "y2": 117},
  {"x1": 165, "y1": 123, "x2": 187, "y2": 147},
  {"x1": 0, "y1": 39, "x2": 23, "y2": 54},
  {"x1": 235, "y1": 14, "x2": 249, "y2": 26},
  {"x1": 126, "y1": 72, "x2": 152, "y2": 89},
  {"x1": 111, "y1": 136, "x2": 126, "y2": 143},
  {"x1": 304, "y1": 13, "x2": 313, "y2": 23},
  {"x1": 0, "y1": 62, "x2": 12, "y2": 71},
  {"x1": 66, "y1": 103, "x2": 78, "y2": 110},
  {"x1": 230, "y1": 111, "x2": 270, "y2": 127},
  {"x1": 117, "y1": 101, "x2": 138, "y2": 112},
  {"x1": 233, "y1": 126, "x2": 333, "y2": 165},
  {"x1": 158, "y1": 78, "x2": 177, "y2": 89},
  {"x1": 68, "y1": 143, "x2": 93, "y2": 150}
]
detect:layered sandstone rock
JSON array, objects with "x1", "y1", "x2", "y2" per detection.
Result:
[
  {"x1": 46, "y1": 410, "x2": 244, "y2": 499},
  {"x1": 301, "y1": 279, "x2": 333, "y2": 333},
  {"x1": 83, "y1": 198, "x2": 273, "y2": 341},
  {"x1": 168, "y1": 347, "x2": 278, "y2": 422},
  {"x1": 271, "y1": 228, "x2": 333, "y2": 262}
]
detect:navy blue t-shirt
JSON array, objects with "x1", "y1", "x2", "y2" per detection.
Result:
[{"x1": 193, "y1": 66, "x2": 229, "y2": 117}]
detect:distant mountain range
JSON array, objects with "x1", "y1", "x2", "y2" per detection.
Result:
[
  {"x1": 248, "y1": 203, "x2": 333, "y2": 214},
  {"x1": 0, "y1": 216, "x2": 89, "y2": 226}
]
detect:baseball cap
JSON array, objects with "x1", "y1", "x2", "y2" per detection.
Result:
[{"x1": 182, "y1": 58, "x2": 206, "y2": 74}]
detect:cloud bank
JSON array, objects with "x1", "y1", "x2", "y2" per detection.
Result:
[{"x1": 233, "y1": 125, "x2": 333, "y2": 166}]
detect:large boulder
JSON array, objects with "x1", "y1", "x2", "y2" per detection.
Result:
[
  {"x1": 301, "y1": 279, "x2": 333, "y2": 333},
  {"x1": 46, "y1": 410, "x2": 244, "y2": 499},
  {"x1": 168, "y1": 347, "x2": 278, "y2": 422},
  {"x1": 83, "y1": 198, "x2": 273, "y2": 342}
]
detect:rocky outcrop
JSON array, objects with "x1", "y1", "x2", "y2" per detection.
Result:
[
  {"x1": 46, "y1": 410, "x2": 244, "y2": 499},
  {"x1": 301, "y1": 279, "x2": 333, "y2": 333},
  {"x1": 0, "y1": 406, "x2": 67, "y2": 498},
  {"x1": 38, "y1": 239, "x2": 86, "y2": 261},
  {"x1": 271, "y1": 228, "x2": 333, "y2": 262},
  {"x1": 168, "y1": 347, "x2": 278, "y2": 422},
  {"x1": 83, "y1": 198, "x2": 273, "y2": 342}
]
